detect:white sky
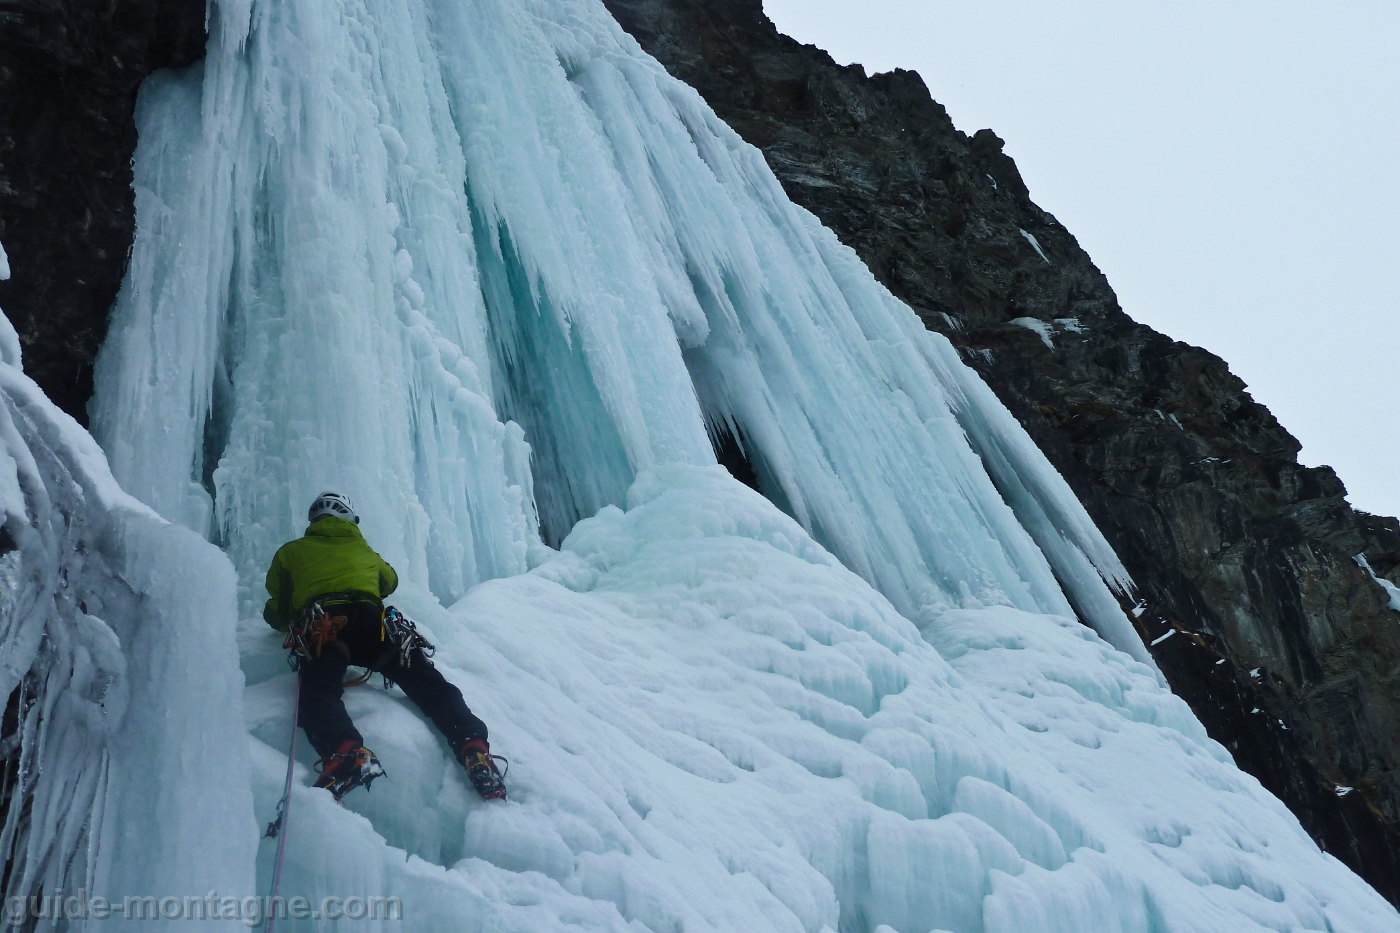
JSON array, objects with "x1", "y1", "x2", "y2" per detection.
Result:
[{"x1": 763, "y1": 1, "x2": 1399, "y2": 519}]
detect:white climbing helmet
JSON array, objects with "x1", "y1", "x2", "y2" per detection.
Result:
[{"x1": 308, "y1": 491, "x2": 358, "y2": 524}]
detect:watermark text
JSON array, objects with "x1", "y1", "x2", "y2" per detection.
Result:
[{"x1": 4, "y1": 892, "x2": 402, "y2": 925}]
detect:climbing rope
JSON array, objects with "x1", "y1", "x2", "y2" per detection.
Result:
[{"x1": 263, "y1": 671, "x2": 301, "y2": 933}]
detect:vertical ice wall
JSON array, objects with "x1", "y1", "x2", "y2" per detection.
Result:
[
  {"x1": 90, "y1": 16, "x2": 543, "y2": 612},
  {"x1": 91, "y1": 0, "x2": 1139, "y2": 652},
  {"x1": 1, "y1": 291, "x2": 256, "y2": 913}
]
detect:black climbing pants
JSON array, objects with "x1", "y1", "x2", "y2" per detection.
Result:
[{"x1": 297, "y1": 603, "x2": 488, "y2": 760}]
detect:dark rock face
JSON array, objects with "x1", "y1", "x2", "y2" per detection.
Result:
[
  {"x1": 0, "y1": 0, "x2": 207, "y2": 422},
  {"x1": 603, "y1": 0, "x2": 1400, "y2": 903}
]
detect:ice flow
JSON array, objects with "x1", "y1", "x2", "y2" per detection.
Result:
[
  {"x1": 0, "y1": 0, "x2": 1389, "y2": 929},
  {"x1": 89, "y1": 0, "x2": 1140, "y2": 660}
]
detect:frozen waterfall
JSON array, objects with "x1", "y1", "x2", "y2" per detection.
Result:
[
  {"x1": 0, "y1": 0, "x2": 1392, "y2": 929},
  {"x1": 1, "y1": 263, "x2": 254, "y2": 916},
  {"x1": 88, "y1": 0, "x2": 1139, "y2": 659}
]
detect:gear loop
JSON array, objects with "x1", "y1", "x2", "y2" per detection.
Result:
[{"x1": 381, "y1": 606, "x2": 435, "y2": 669}]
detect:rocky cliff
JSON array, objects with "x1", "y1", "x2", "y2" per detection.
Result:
[
  {"x1": 1, "y1": 0, "x2": 1398, "y2": 907},
  {"x1": 601, "y1": 0, "x2": 1400, "y2": 903},
  {"x1": 0, "y1": 0, "x2": 206, "y2": 420}
]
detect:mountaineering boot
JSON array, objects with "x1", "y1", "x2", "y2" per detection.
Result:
[
  {"x1": 459, "y1": 739, "x2": 507, "y2": 801},
  {"x1": 313, "y1": 740, "x2": 386, "y2": 801}
]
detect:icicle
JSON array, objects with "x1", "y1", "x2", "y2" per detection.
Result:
[
  {"x1": 0, "y1": 327, "x2": 255, "y2": 916},
  {"x1": 93, "y1": 0, "x2": 1144, "y2": 642}
]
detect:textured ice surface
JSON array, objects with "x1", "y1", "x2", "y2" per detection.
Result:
[
  {"x1": 90, "y1": 0, "x2": 1140, "y2": 659},
  {"x1": 234, "y1": 467, "x2": 1397, "y2": 932},
  {"x1": 21, "y1": 0, "x2": 1390, "y2": 927},
  {"x1": 0, "y1": 311, "x2": 256, "y2": 914}
]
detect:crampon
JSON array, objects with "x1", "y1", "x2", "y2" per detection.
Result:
[
  {"x1": 459, "y1": 739, "x2": 508, "y2": 801},
  {"x1": 313, "y1": 741, "x2": 386, "y2": 801}
]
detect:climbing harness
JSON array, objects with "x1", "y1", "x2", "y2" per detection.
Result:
[
  {"x1": 263, "y1": 672, "x2": 301, "y2": 933},
  {"x1": 285, "y1": 601, "x2": 431, "y2": 667},
  {"x1": 283, "y1": 601, "x2": 352, "y2": 666},
  {"x1": 284, "y1": 602, "x2": 435, "y2": 691}
]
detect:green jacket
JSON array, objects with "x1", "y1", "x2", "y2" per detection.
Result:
[{"x1": 263, "y1": 516, "x2": 399, "y2": 631}]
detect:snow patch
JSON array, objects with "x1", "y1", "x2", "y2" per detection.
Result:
[
  {"x1": 1354, "y1": 553, "x2": 1400, "y2": 611},
  {"x1": 1010, "y1": 317, "x2": 1055, "y2": 348},
  {"x1": 1018, "y1": 228, "x2": 1050, "y2": 263},
  {"x1": 1008, "y1": 316, "x2": 1088, "y2": 351}
]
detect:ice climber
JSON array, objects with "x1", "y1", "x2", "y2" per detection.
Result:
[{"x1": 264, "y1": 492, "x2": 507, "y2": 801}]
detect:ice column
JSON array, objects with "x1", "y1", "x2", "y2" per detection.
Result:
[
  {"x1": 94, "y1": 0, "x2": 1140, "y2": 651},
  {"x1": 1, "y1": 297, "x2": 255, "y2": 913}
]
